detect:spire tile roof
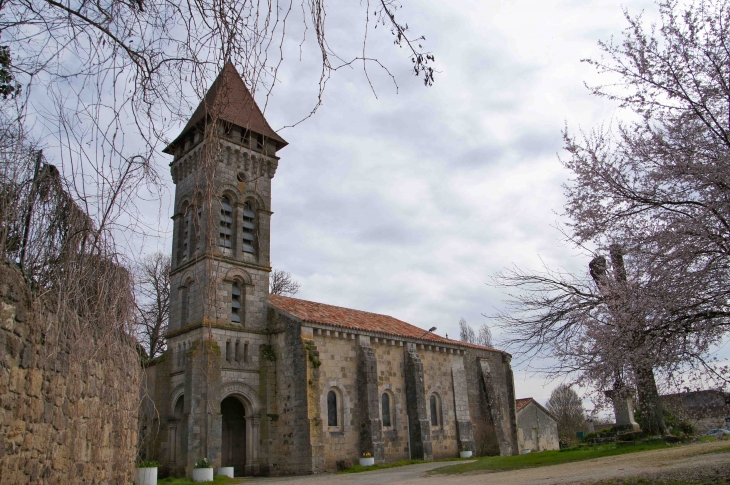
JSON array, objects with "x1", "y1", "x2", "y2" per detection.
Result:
[
  {"x1": 269, "y1": 294, "x2": 501, "y2": 352},
  {"x1": 165, "y1": 62, "x2": 287, "y2": 152}
]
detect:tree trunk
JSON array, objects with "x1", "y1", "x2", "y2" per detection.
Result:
[{"x1": 634, "y1": 363, "x2": 667, "y2": 436}]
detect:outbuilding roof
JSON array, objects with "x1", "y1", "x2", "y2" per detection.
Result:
[
  {"x1": 269, "y1": 294, "x2": 501, "y2": 352},
  {"x1": 515, "y1": 397, "x2": 557, "y2": 421},
  {"x1": 516, "y1": 397, "x2": 534, "y2": 413},
  {"x1": 164, "y1": 62, "x2": 287, "y2": 153}
]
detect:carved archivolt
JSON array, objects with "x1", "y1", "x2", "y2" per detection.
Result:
[
  {"x1": 170, "y1": 384, "x2": 185, "y2": 412},
  {"x1": 223, "y1": 267, "x2": 252, "y2": 285},
  {"x1": 221, "y1": 381, "x2": 260, "y2": 414},
  {"x1": 218, "y1": 184, "x2": 242, "y2": 203}
]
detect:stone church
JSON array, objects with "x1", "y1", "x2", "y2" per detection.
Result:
[{"x1": 142, "y1": 63, "x2": 520, "y2": 478}]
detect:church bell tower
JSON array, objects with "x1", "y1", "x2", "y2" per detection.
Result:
[{"x1": 160, "y1": 62, "x2": 287, "y2": 477}]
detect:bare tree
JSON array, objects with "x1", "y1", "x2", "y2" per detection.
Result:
[
  {"x1": 494, "y1": 248, "x2": 690, "y2": 435},
  {"x1": 493, "y1": 0, "x2": 730, "y2": 432},
  {"x1": 0, "y1": 113, "x2": 139, "y2": 481},
  {"x1": 0, "y1": 0, "x2": 436, "y2": 196},
  {"x1": 477, "y1": 323, "x2": 493, "y2": 348},
  {"x1": 562, "y1": 0, "x2": 730, "y2": 353},
  {"x1": 546, "y1": 385, "x2": 585, "y2": 445},
  {"x1": 269, "y1": 268, "x2": 301, "y2": 297},
  {"x1": 459, "y1": 318, "x2": 493, "y2": 347},
  {"x1": 459, "y1": 317, "x2": 475, "y2": 343},
  {"x1": 134, "y1": 252, "x2": 171, "y2": 359}
]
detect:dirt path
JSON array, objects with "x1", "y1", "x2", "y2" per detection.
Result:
[{"x1": 241, "y1": 441, "x2": 730, "y2": 485}]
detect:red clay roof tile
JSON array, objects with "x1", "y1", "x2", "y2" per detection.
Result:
[
  {"x1": 269, "y1": 294, "x2": 500, "y2": 352},
  {"x1": 516, "y1": 397, "x2": 534, "y2": 413}
]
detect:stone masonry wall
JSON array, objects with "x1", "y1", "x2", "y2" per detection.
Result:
[
  {"x1": 313, "y1": 331, "x2": 360, "y2": 470},
  {"x1": 464, "y1": 349, "x2": 519, "y2": 456},
  {"x1": 263, "y1": 308, "x2": 317, "y2": 475},
  {"x1": 372, "y1": 339, "x2": 409, "y2": 462},
  {"x1": 420, "y1": 347, "x2": 461, "y2": 459},
  {"x1": 0, "y1": 263, "x2": 139, "y2": 484}
]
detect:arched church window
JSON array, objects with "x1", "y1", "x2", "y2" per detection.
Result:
[
  {"x1": 242, "y1": 201, "x2": 256, "y2": 254},
  {"x1": 381, "y1": 393, "x2": 392, "y2": 428},
  {"x1": 430, "y1": 394, "x2": 441, "y2": 428},
  {"x1": 231, "y1": 281, "x2": 241, "y2": 323},
  {"x1": 219, "y1": 197, "x2": 233, "y2": 248},
  {"x1": 327, "y1": 390, "x2": 338, "y2": 427}
]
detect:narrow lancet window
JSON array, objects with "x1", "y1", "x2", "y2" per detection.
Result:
[
  {"x1": 194, "y1": 205, "x2": 202, "y2": 252},
  {"x1": 181, "y1": 285, "x2": 190, "y2": 326},
  {"x1": 181, "y1": 210, "x2": 191, "y2": 260}
]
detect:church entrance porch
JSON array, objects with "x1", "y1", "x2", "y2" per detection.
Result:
[{"x1": 221, "y1": 396, "x2": 247, "y2": 476}]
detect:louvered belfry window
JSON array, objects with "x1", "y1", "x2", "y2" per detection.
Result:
[
  {"x1": 231, "y1": 282, "x2": 241, "y2": 323},
  {"x1": 194, "y1": 205, "x2": 202, "y2": 252},
  {"x1": 180, "y1": 209, "x2": 191, "y2": 260},
  {"x1": 242, "y1": 201, "x2": 256, "y2": 254},
  {"x1": 220, "y1": 197, "x2": 233, "y2": 248}
]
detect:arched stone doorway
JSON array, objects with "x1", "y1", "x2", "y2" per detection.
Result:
[
  {"x1": 221, "y1": 396, "x2": 246, "y2": 476},
  {"x1": 173, "y1": 395, "x2": 185, "y2": 466}
]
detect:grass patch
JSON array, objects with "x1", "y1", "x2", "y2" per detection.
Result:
[
  {"x1": 698, "y1": 436, "x2": 721, "y2": 442},
  {"x1": 158, "y1": 476, "x2": 242, "y2": 484},
  {"x1": 432, "y1": 440, "x2": 678, "y2": 475},
  {"x1": 590, "y1": 479, "x2": 730, "y2": 485},
  {"x1": 340, "y1": 457, "x2": 465, "y2": 474}
]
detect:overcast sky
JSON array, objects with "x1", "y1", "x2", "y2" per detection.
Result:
[
  {"x1": 256, "y1": 0, "x2": 659, "y2": 407},
  {"x1": 143, "y1": 0, "x2": 665, "y2": 407},
  {"x1": 30, "y1": 0, "x2": 728, "y2": 409}
]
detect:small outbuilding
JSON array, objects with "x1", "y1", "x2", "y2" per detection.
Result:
[
  {"x1": 515, "y1": 397, "x2": 560, "y2": 453},
  {"x1": 661, "y1": 390, "x2": 730, "y2": 433}
]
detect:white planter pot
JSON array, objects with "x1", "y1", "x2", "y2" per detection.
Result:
[
  {"x1": 359, "y1": 457, "x2": 375, "y2": 467},
  {"x1": 459, "y1": 451, "x2": 473, "y2": 458},
  {"x1": 217, "y1": 466, "x2": 234, "y2": 478},
  {"x1": 135, "y1": 467, "x2": 157, "y2": 485},
  {"x1": 193, "y1": 468, "x2": 214, "y2": 482}
]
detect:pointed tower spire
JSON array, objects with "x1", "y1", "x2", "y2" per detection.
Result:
[{"x1": 164, "y1": 62, "x2": 287, "y2": 153}]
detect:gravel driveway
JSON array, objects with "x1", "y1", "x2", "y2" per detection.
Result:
[{"x1": 241, "y1": 441, "x2": 730, "y2": 485}]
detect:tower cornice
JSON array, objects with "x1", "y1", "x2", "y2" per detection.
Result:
[{"x1": 171, "y1": 252, "x2": 272, "y2": 279}]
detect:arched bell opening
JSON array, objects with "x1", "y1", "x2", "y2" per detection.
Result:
[{"x1": 221, "y1": 396, "x2": 247, "y2": 476}]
